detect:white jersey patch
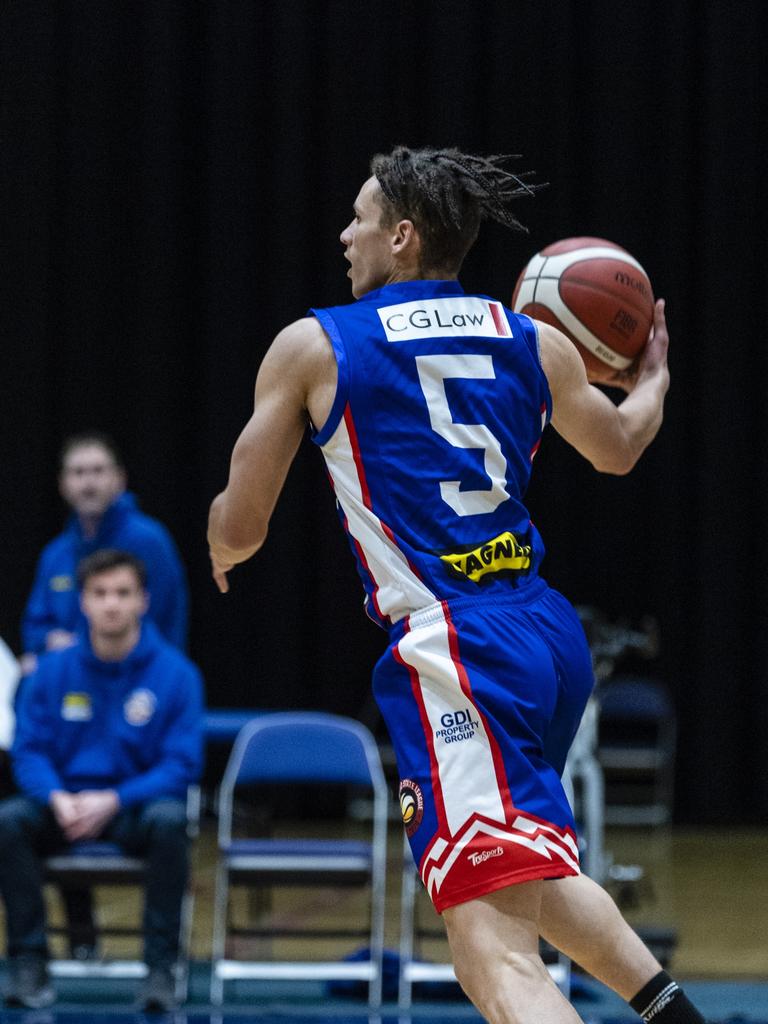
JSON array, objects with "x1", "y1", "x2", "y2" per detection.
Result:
[{"x1": 378, "y1": 297, "x2": 511, "y2": 342}]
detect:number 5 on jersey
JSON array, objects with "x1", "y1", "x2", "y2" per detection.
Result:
[{"x1": 415, "y1": 353, "x2": 510, "y2": 517}]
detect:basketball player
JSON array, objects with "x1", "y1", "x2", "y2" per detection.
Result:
[{"x1": 208, "y1": 147, "x2": 703, "y2": 1024}]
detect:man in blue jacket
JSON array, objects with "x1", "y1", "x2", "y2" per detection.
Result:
[
  {"x1": 1, "y1": 549, "x2": 203, "y2": 1012},
  {"x1": 22, "y1": 433, "x2": 188, "y2": 669}
]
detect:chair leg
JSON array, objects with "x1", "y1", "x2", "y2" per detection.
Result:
[
  {"x1": 174, "y1": 881, "x2": 195, "y2": 1002},
  {"x1": 368, "y1": 865, "x2": 386, "y2": 1008},
  {"x1": 398, "y1": 837, "x2": 417, "y2": 1012},
  {"x1": 210, "y1": 861, "x2": 229, "y2": 1005}
]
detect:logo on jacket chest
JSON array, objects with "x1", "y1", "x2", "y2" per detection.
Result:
[
  {"x1": 50, "y1": 574, "x2": 74, "y2": 593},
  {"x1": 123, "y1": 688, "x2": 157, "y2": 726},
  {"x1": 61, "y1": 692, "x2": 92, "y2": 722}
]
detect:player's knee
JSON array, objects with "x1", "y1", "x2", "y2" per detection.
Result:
[
  {"x1": 453, "y1": 948, "x2": 547, "y2": 1023},
  {"x1": 0, "y1": 797, "x2": 33, "y2": 843},
  {"x1": 143, "y1": 799, "x2": 187, "y2": 839}
]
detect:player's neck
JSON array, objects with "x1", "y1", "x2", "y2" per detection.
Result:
[
  {"x1": 90, "y1": 623, "x2": 141, "y2": 662},
  {"x1": 387, "y1": 267, "x2": 458, "y2": 286},
  {"x1": 78, "y1": 514, "x2": 102, "y2": 539}
]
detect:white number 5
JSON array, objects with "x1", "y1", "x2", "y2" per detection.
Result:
[{"x1": 415, "y1": 353, "x2": 510, "y2": 517}]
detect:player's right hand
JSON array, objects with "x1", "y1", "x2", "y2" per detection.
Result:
[{"x1": 600, "y1": 299, "x2": 669, "y2": 393}]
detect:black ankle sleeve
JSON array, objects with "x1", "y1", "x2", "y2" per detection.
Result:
[{"x1": 630, "y1": 970, "x2": 705, "y2": 1024}]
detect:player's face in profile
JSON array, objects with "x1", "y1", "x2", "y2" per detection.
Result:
[
  {"x1": 80, "y1": 566, "x2": 148, "y2": 641},
  {"x1": 340, "y1": 177, "x2": 396, "y2": 298},
  {"x1": 59, "y1": 444, "x2": 125, "y2": 519}
]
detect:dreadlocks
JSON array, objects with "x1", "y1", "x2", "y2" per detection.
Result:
[{"x1": 370, "y1": 146, "x2": 542, "y2": 274}]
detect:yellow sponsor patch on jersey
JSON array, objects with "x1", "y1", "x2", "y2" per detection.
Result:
[{"x1": 440, "y1": 531, "x2": 532, "y2": 584}]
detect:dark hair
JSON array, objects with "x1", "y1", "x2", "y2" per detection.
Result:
[
  {"x1": 370, "y1": 145, "x2": 542, "y2": 274},
  {"x1": 59, "y1": 432, "x2": 124, "y2": 471},
  {"x1": 77, "y1": 549, "x2": 147, "y2": 589}
]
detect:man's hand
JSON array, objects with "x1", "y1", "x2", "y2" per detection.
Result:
[
  {"x1": 209, "y1": 547, "x2": 235, "y2": 594},
  {"x1": 208, "y1": 493, "x2": 261, "y2": 594},
  {"x1": 49, "y1": 790, "x2": 81, "y2": 837},
  {"x1": 46, "y1": 629, "x2": 77, "y2": 652},
  {"x1": 68, "y1": 790, "x2": 120, "y2": 841},
  {"x1": 592, "y1": 299, "x2": 669, "y2": 394},
  {"x1": 50, "y1": 789, "x2": 120, "y2": 842}
]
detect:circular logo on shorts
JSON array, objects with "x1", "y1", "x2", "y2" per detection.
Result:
[{"x1": 399, "y1": 779, "x2": 424, "y2": 837}]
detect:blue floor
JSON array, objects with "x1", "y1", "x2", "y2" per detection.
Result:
[{"x1": 0, "y1": 976, "x2": 765, "y2": 1023}]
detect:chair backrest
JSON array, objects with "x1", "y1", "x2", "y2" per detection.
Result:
[
  {"x1": 217, "y1": 712, "x2": 386, "y2": 844},
  {"x1": 600, "y1": 676, "x2": 675, "y2": 722}
]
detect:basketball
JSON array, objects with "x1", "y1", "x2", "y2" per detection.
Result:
[{"x1": 511, "y1": 237, "x2": 654, "y2": 381}]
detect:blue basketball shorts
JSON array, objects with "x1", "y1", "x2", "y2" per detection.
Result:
[{"x1": 372, "y1": 579, "x2": 594, "y2": 913}]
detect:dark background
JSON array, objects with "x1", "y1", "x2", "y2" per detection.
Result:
[{"x1": 3, "y1": 2, "x2": 767, "y2": 824}]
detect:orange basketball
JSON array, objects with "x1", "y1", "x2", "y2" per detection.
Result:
[{"x1": 511, "y1": 237, "x2": 654, "y2": 381}]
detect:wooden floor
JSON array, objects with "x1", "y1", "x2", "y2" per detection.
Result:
[
  {"x1": 29, "y1": 821, "x2": 768, "y2": 980},
  {"x1": 607, "y1": 826, "x2": 768, "y2": 977}
]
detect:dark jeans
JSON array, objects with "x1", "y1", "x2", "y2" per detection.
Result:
[{"x1": 0, "y1": 795, "x2": 189, "y2": 967}]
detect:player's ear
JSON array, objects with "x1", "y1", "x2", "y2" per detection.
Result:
[{"x1": 392, "y1": 219, "x2": 420, "y2": 259}]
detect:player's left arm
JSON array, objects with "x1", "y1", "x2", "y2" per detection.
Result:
[
  {"x1": 207, "y1": 317, "x2": 332, "y2": 593},
  {"x1": 539, "y1": 298, "x2": 670, "y2": 474}
]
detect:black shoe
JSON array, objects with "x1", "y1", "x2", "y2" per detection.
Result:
[
  {"x1": 4, "y1": 957, "x2": 55, "y2": 1009},
  {"x1": 139, "y1": 964, "x2": 177, "y2": 1012}
]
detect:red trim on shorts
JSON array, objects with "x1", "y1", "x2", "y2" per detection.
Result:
[
  {"x1": 434, "y1": 860, "x2": 579, "y2": 914},
  {"x1": 441, "y1": 601, "x2": 516, "y2": 826},
  {"x1": 393, "y1": 631, "x2": 449, "y2": 840},
  {"x1": 421, "y1": 809, "x2": 580, "y2": 913}
]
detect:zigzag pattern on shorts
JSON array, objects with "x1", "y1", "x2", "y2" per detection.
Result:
[{"x1": 420, "y1": 811, "x2": 579, "y2": 901}]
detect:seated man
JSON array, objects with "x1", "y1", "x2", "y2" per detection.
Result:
[
  {"x1": 21, "y1": 432, "x2": 190, "y2": 961},
  {"x1": 22, "y1": 431, "x2": 189, "y2": 670},
  {"x1": 0, "y1": 549, "x2": 203, "y2": 1012}
]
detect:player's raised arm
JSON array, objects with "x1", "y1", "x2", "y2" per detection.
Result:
[
  {"x1": 538, "y1": 298, "x2": 670, "y2": 475},
  {"x1": 207, "y1": 316, "x2": 335, "y2": 593}
]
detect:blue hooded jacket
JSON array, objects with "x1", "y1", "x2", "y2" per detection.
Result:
[
  {"x1": 12, "y1": 621, "x2": 203, "y2": 807},
  {"x1": 22, "y1": 492, "x2": 188, "y2": 653}
]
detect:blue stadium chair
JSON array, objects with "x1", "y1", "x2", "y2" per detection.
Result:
[
  {"x1": 597, "y1": 676, "x2": 676, "y2": 826},
  {"x1": 204, "y1": 709, "x2": 263, "y2": 745},
  {"x1": 43, "y1": 786, "x2": 200, "y2": 1000},
  {"x1": 210, "y1": 712, "x2": 388, "y2": 1009}
]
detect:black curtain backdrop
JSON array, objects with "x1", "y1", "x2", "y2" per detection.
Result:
[{"x1": 3, "y1": 2, "x2": 767, "y2": 823}]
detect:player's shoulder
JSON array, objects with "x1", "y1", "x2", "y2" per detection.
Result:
[
  {"x1": 266, "y1": 316, "x2": 335, "y2": 377},
  {"x1": 534, "y1": 318, "x2": 583, "y2": 381},
  {"x1": 275, "y1": 316, "x2": 327, "y2": 345}
]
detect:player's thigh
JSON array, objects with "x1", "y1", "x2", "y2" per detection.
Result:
[{"x1": 444, "y1": 878, "x2": 543, "y2": 955}]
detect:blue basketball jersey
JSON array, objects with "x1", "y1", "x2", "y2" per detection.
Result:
[{"x1": 310, "y1": 279, "x2": 551, "y2": 629}]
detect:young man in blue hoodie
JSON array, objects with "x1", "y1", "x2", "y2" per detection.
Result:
[
  {"x1": 1, "y1": 549, "x2": 203, "y2": 1011},
  {"x1": 20, "y1": 435, "x2": 191, "y2": 962},
  {"x1": 22, "y1": 433, "x2": 189, "y2": 669}
]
